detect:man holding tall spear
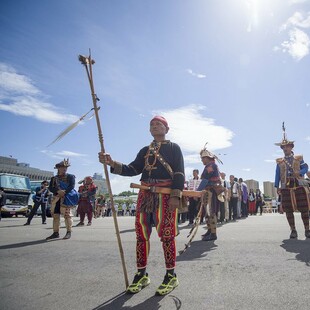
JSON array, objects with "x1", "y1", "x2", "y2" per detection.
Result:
[{"x1": 99, "y1": 115, "x2": 185, "y2": 296}]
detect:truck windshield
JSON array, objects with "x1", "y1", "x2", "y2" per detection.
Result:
[{"x1": 0, "y1": 175, "x2": 31, "y2": 190}]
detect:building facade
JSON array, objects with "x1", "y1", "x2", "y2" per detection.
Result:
[
  {"x1": 244, "y1": 179, "x2": 259, "y2": 191},
  {"x1": 263, "y1": 181, "x2": 277, "y2": 199},
  {"x1": 0, "y1": 156, "x2": 54, "y2": 181},
  {"x1": 92, "y1": 173, "x2": 108, "y2": 194}
]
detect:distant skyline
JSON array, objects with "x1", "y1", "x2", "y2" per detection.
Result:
[{"x1": 1, "y1": 0, "x2": 309, "y2": 194}]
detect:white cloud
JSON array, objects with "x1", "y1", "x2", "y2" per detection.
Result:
[
  {"x1": 153, "y1": 104, "x2": 234, "y2": 164},
  {"x1": 0, "y1": 63, "x2": 79, "y2": 124},
  {"x1": 0, "y1": 96, "x2": 78, "y2": 123},
  {"x1": 183, "y1": 154, "x2": 201, "y2": 164},
  {"x1": 109, "y1": 175, "x2": 140, "y2": 195},
  {"x1": 242, "y1": 168, "x2": 251, "y2": 172},
  {"x1": 41, "y1": 149, "x2": 87, "y2": 159},
  {"x1": 187, "y1": 69, "x2": 206, "y2": 79},
  {"x1": 276, "y1": 11, "x2": 310, "y2": 60},
  {"x1": 264, "y1": 159, "x2": 276, "y2": 163},
  {"x1": 289, "y1": 0, "x2": 310, "y2": 5},
  {"x1": 0, "y1": 63, "x2": 39, "y2": 95},
  {"x1": 280, "y1": 11, "x2": 310, "y2": 30},
  {"x1": 281, "y1": 28, "x2": 310, "y2": 60},
  {"x1": 56, "y1": 150, "x2": 87, "y2": 157},
  {"x1": 305, "y1": 136, "x2": 310, "y2": 142}
]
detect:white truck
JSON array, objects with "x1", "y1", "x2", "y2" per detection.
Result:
[{"x1": 0, "y1": 173, "x2": 32, "y2": 217}]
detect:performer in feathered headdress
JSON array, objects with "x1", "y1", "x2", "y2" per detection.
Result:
[
  {"x1": 274, "y1": 123, "x2": 310, "y2": 239},
  {"x1": 46, "y1": 159, "x2": 79, "y2": 240},
  {"x1": 197, "y1": 143, "x2": 224, "y2": 241}
]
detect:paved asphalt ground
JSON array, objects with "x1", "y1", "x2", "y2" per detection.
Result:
[{"x1": 0, "y1": 213, "x2": 309, "y2": 310}]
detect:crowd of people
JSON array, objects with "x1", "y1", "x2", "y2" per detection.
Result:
[
  {"x1": 172, "y1": 168, "x2": 270, "y2": 245},
  {"x1": 180, "y1": 171, "x2": 266, "y2": 227}
]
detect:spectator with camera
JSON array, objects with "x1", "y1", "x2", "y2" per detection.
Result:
[{"x1": 24, "y1": 180, "x2": 50, "y2": 225}]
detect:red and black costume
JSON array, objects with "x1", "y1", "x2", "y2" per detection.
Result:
[
  {"x1": 111, "y1": 140, "x2": 185, "y2": 270},
  {"x1": 77, "y1": 177, "x2": 97, "y2": 226}
]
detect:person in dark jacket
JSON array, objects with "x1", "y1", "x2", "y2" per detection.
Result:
[
  {"x1": 24, "y1": 180, "x2": 50, "y2": 225},
  {"x1": 0, "y1": 187, "x2": 6, "y2": 221}
]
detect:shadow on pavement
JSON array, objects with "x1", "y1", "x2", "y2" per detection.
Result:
[
  {"x1": 93, "y1": 291, "x2": 170, "y2": 310},
  {"x1": 0, "y1": 224, "x2": 65, "y2": 229},
  {"x1": 120, "y1": 228, "x2": 136, "y2": 234},
  {"x1": 280, "y1": 239, "x2": 310, "y2": 266},
  {"x1": 177, "y1": 239, "x2": 217, "y2": 261},
  {"x1": 0, "y1": 224, "x2": 26, "y2": 228},
  {"x1": 0, "y1": 239, "x2": 49, "y2": 250}
]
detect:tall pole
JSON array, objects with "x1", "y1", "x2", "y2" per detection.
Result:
[{"x1": 78, "y1": 50, "x2": 129, "y2": 288}]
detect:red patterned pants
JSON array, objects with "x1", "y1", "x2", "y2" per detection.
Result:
[{"x1": 135, "y1": 191, "x2": 178, "y2": 270}]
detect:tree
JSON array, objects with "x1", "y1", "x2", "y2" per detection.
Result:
[{"x1": 118, "y1": 191, "x2": 132, "y2": 197}]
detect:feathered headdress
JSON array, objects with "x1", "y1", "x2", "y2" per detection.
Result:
[
  {"x1": 274, "y1": 122, "x2": 294, "y2": 148},
  {"x1": 54, "y1": 158, "x2": 70, "y2": 169},
  {"x1": 200, "y1": 143, "x2": 223, "y2": 164}
]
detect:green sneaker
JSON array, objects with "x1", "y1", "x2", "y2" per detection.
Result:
[
  {"x1": 155, "y1": 273, "x2": 179, "y2": 296},
  {"x1": 126, "y1": 272, "x2": 150, "y2": 294}
]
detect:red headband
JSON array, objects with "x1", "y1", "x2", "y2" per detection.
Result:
[{"x1": 150, "y1": 115, "x2": 169, "y2": 129}]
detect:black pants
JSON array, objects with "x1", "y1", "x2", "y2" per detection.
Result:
[
  {"x1": 219, "y1": 202, "x2": 225, "y2": 222},
  {"x1": 229, "y1": 197, "x2": 238, "y2": 220},
  {"x1": 188, "y1": 198, "x2": 199, "y2": 224},
  {"x1": 178, "y1": 212, "x2": 188, "y2": 223},
  {"x1": 27, "y1": 201, "x2": 47, "y2": 224},
  {"x1": 241, "y1": 200, "x2": 248, "y2": 217},
  {"x1": 256, "y1": 203, "x2": 263, "y2": 215}
]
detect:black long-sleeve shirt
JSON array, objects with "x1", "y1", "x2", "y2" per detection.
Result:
[{"x1": 111, "y1": 140, "x2": 185, "y2": 192}]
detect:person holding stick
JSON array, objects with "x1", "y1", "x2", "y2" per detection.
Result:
[
  {"x1": 274, "y1": 123, "x2": 310, "y2": 239},
  {"x1": 197, "y1": 144, "x2": 223, "y2": 241},
  {"x1": 99, "y1": 115, "x2": 184, "y2": 296}
]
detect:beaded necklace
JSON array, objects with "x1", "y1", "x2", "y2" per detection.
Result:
[{"x1": 144, "y1": 141, "x2": 162, "y2": 176}]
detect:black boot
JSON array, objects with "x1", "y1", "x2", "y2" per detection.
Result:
[
  {"x1": 63, "y1": 231, "x2": 71, "y2": 240},
  {"x1": 46, "y1": 232, "x2": 60, "y2": 240},
  {"x1": 201, "y1": 229, "x2": 211, "y2": 237},
  {"x1": 202, "y1": 233, "x2": 217, "y2": 241},
  {"x1": 305, "y1": 230, "x2": 310, "y2": 238}
]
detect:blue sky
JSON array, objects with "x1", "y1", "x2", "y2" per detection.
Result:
[{"x1": 0, "y1": 0, "x2": 309, "y2": 194}]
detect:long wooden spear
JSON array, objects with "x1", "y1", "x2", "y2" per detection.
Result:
[
  {"x1": 78, "y1": 50, "x2": 129, "y2": 288},
  {"x1": 179, "y1": 192, "x2": 206, "y2": 255}
]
